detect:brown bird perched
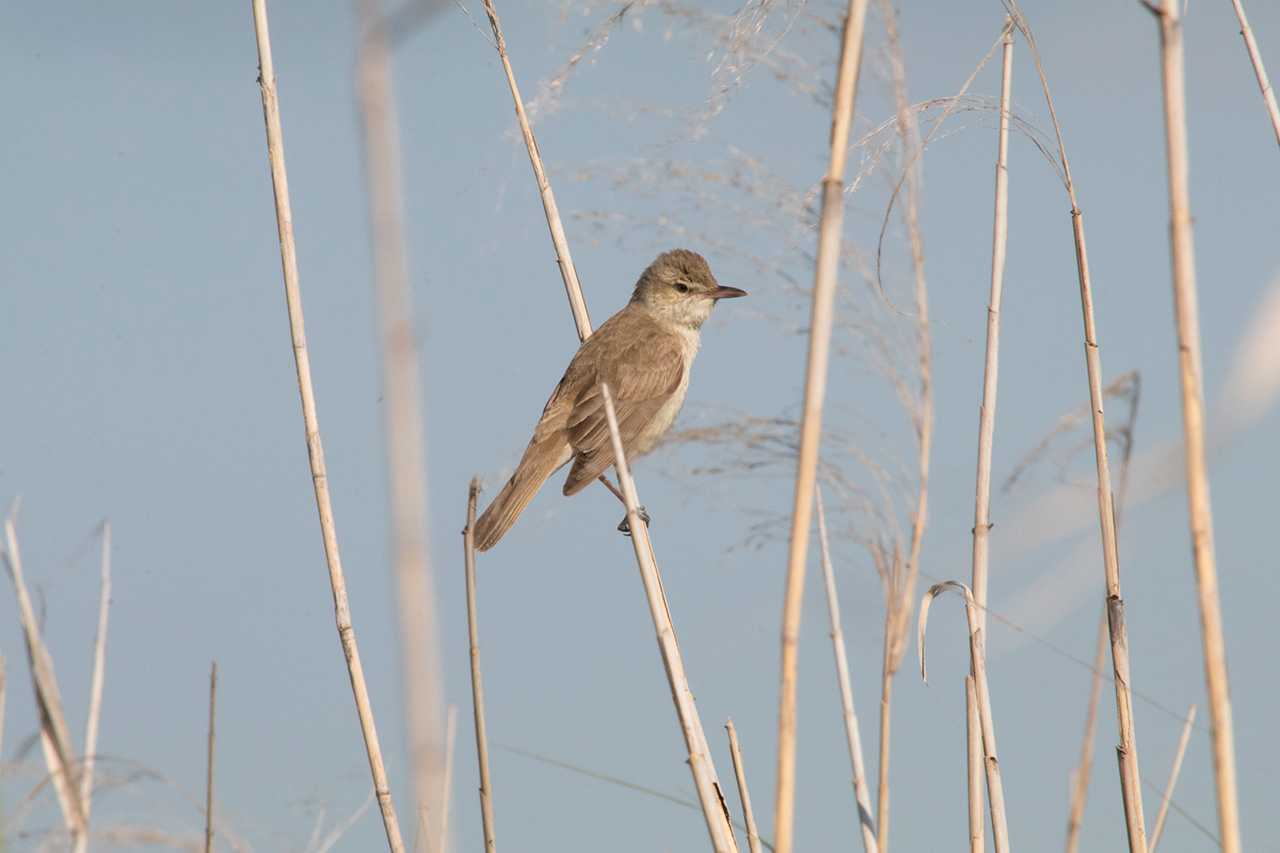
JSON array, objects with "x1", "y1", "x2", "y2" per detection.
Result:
[{"x1": 474, "y1": 249, "x2": 746, "y2": 551}]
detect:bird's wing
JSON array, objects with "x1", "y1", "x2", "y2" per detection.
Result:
[{"x1": 560, "y1": 331, "x2": 685, "y2": 496}]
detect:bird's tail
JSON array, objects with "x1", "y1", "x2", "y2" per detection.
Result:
[{"x1": 473, "y1": 438, "x2": 568, "y2": 551}]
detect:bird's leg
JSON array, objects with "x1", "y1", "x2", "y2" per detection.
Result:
[{"x1": 596, "y1": 475, "x2": 650, "y2": 536}]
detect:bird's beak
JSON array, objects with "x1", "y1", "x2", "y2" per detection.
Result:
[{"x1": 710, "y1": 286, "x2": 748, "y2": 300}]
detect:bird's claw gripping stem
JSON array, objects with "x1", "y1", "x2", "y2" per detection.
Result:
[{"x1": 617, "y1": 506, "x2": 651, "y2": 536}]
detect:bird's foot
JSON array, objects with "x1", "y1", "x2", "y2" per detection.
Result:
[{"x1": 617, "y1": 506, "x2": 651, "y2": 537}]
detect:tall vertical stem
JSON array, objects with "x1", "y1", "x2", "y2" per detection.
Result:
[
  {"x1": 1153, "y1": 2, "x2": 1241, "y2": 849},
  {"x1": 972, "y1": 22, "x2": 1013, "y2": 631},
  {"x1": 774, "y1": 4, "x2": 872, "y2": 849},
  {"x1": 965, "y1": 676, "x2": 984, "y2": 853},
  {"x1": 353, "y1": 1, "x2": 447, "y2": 845},
  {"x1": 816, "y1": 490, "x2": 879, "y2": 853},
  {"x1": 1065, "y1": 607, "x2": 1108, "y2": 853},
  {"x1": 250, "y1": 1, "x2": 405, "y2": 847},
  {"x1": 1004, "y1": 6, "x2": 1150, "y2": 847},
  {"x1": 464, "y1": 481, "x2": 498, "y2": 852}
]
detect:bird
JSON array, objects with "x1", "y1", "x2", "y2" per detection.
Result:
[{"x1": 473, "y1": 248, "x2": 746, "y2": 551}]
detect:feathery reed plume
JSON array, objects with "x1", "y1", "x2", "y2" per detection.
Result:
[
  {"x1": 250, "y1": 1, "x2": 406, "y2": 848},
  {"x1": 1227, "y1": 0, "x2": 1280, "y2": 147},
  {"x1": 1003, "y1": 3, "x2": 1150, "y2": 846},
  {"x1": 965, "y1": 676, "x2": 983, "y2": 853},
  {"x1": 917, "y1": 581, "x2": 1009, "y2": 853},
  {"x1": 774, "y1": 4, "x2": 871, "y2": 850},
  {"x1": 815, "y1": 489, "x2": 878, "y2": 853},
  {"x1": 1146, "y1": 2, "x2": 1241, "y2": 848},
  {"x1": 353, "y1": 0, "x2": 447, "y2": 843},
  {"x1": 79, "y1": 519, "x2": 112, "y2": 844},
  {"x1": 599, "y1": 382, "x2": 739, "y2": 853},
  {"x1": 482, "y1": 0, "x2": 593, "y2": 341},
  {"x1": 205, "y1": 661, "x2": 217, "y2": 853},
  {"x1": 870, "y1": 5, "x2": 937, "y2": 847},
  {"x1": 464, "y1": 480, "x2": 497, "y2": 852},
  {"x1": 1064, "y1": 607, "x2": 1109, "y2": 853},
  {"x1": 971, "y1": 20, "x2": 1013, "y2": 632},
  {"x1": 3, "y1": 515, "x2": 88, "y2": 844},
  {"x1": 725, "y1": 719, "x2": 763, "y2": 853},
  {"x1": 1148, "y1": 705, "x2": 1196, "y2": 853}
]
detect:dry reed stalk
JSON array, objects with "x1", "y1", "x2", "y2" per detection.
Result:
[
  {"x1": 1004, "y1": 4, "x2": 1150, "y2": 847},
  {"x1": 917, "y1": 581, "x2": 1009, "y2": 853},
  {"x1": 249, "y1": 2, "x2": 406, "y2": 848},
  {"x1": 464, "y1": 480, "x2": 497, "y2": 852},
  {"x1": 1148, "y1": 705, "x2": 1197, "y2": 853},
  {"x1": 971, "y1": 21, "x2": 1013, "y2": 633},
  {"x1": 205, "y1": 661, "x2": 217, "y2": 853},
  {"x1": 480, "y1": 4, "x2": 736, "y2": 847},
  {"x1": 598, "y1": 382, "x2": 739, "y2": 853},
  {"x1": 1227, "y1": 0, "x2": 1280, "y2": 147},
  {"x1": 312, "y1": 793, "x2": 376, "y2": 853},
  {"x1": 438, "y1": 705, "x2": 458, "y2": 853},
  {"x1": 3, "y1": 517, "x2": 88, "y2": 842},
  {"x1": 814, "y1": 489, "x2": 878, "y2": 853},
  {"x1": 964, "y1": 676, "x2": 983, "y2": 853},
  {"x1": 481, "y1": 0, "x2": 593, "y2": 341},
  {"x1": 725, "y1": 720, "x2": 763, "y2": 853},
  {"x1": 871, "y1": 8, "x2": 936, "y2": 847},
  {"x1": 774, "y1": 4, "x2": 871, "y2": 850},
  {"x1": 353, "y1": 0, "x2": 447, "y2": 845},
  {"x1": 1148, "y1": 2, "x2": 1242, "y2": 849},
  {"x1": 1064, "y1": 606, "x2": 1109, "y2": 853},
  {"x1": 78, "y1": 520, "x2": 112, "y2": 843},
  {"x1": 479, "y1": 4, "x2": 735, "y2": 845}
]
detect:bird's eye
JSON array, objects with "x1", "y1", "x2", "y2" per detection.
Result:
[{"x1": 674, "y1": 282, "x2": 690, "y2": 293}]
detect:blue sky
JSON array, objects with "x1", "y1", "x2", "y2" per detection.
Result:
[{"x1": 2, "y1": 1, "x2": 1278, "y2": 850}]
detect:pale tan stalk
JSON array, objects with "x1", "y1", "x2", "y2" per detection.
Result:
[
  {"x1": 78, "y1": 519, "x2": 111, "y2": 843},
  {"x1": 480, "y1": 4, "x2": 734, "y2": 845},
  {"x1": 1065, "y1": 607, "x2": 1108, "y2": 853},
  {"x1": 1004, "y1": 5, "x2": 1149, "y2": 847},
  {"x1": 599, "y1": 382, "x2": 739, "y2": 853},
  {"x1": 3, "y1": 518, "x2": 88, "y2": 842},
  {"x1": 774, "y1": 4, "x2": 871, "y2": 850},
  {"x1": 205, "y1": 661, "x2": 217, "y2": 853},
  {"x1": 480, "y1": 5, "x2": 732, "y2": 846},
  {"x1": 972, "y1": 21, "x2": 1013, "y2": 632},
  {"x1": 1147, "y1": 3, "x2": 1243, "y2": 849},
  {"x1": 814, "y1": 489, "x2": 878, "y2": 853},
  {"x1": 1227, "y1": 0, "x2": 1280, "y2": 147},
  {"x1": 874, "y1": 664, "x2": 891, "y2": 853},
  {"x1": 917, "y1": 582, "x2": 1009, "y2": 853},
  {"x1": 965, "y1": 676, "x2": 983, "y2": 853},
  {"x1": 872, "y1": 7, "x2": 935, "y2": 846},
  {"x1": 725, "y1": 720, "x2": 763, "y2": 853},
  {"x1": 353, "y1": 0, "x2": 446, "y2": 844},
  {"x1": 464, "y1": 481, "x2": 497, "y2": 852},
  {"x1": 438, "y1": 705, "x2": 458, "y2": 853},
  {"x1": 481, "y1": 0, "x2": 593, "y2": 341},
  {"x1": 250, "y1": 2, "x2": 405, "y2": 848},
  {"x1": 1148, "y1": 705, "x2": 1196, "y2": 852}
]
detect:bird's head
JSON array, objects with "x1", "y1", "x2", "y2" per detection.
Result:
[{"x1": 630, "y1": 248, "x2": 747, "y2": 329}]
